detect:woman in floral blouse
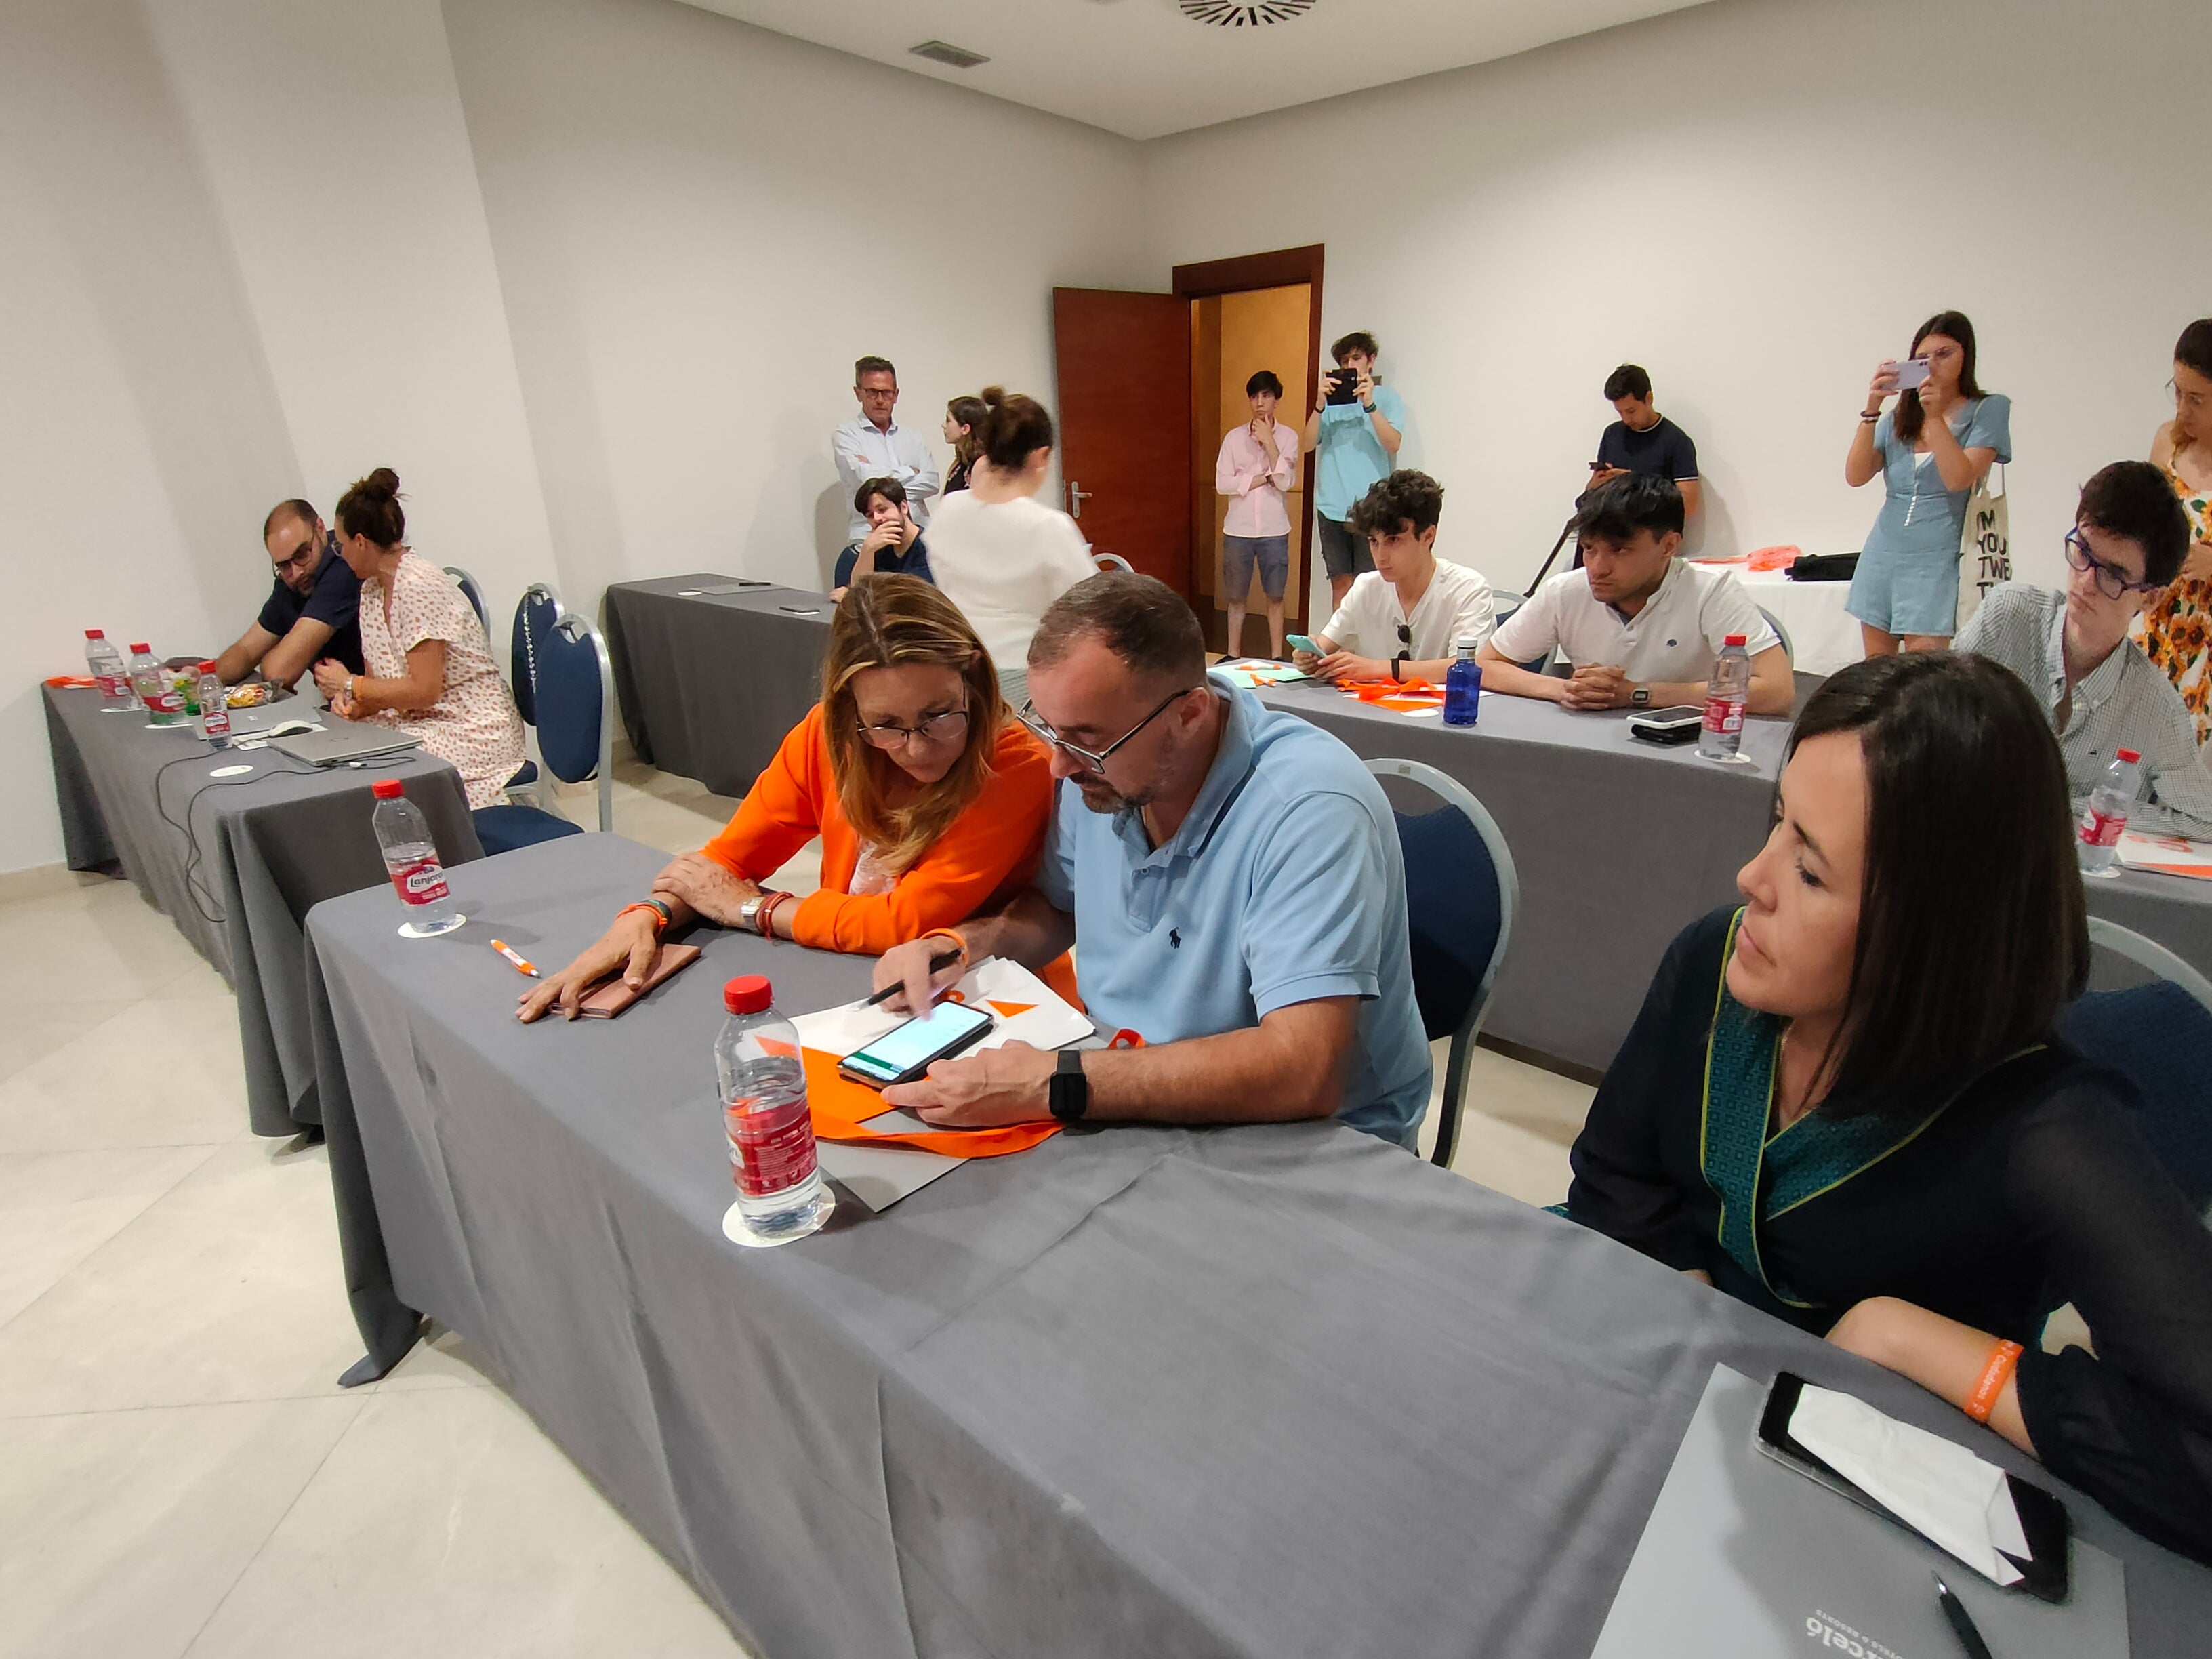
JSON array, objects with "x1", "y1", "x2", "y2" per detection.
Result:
[
  {"x1": 310, "y1": 468, "x2": 526, "y2": 808},
  {"x1": 2136, "y1": 319, "x2": 2212, "y2": 742}
]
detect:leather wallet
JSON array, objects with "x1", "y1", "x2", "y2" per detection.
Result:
[{"x1": 576, "y1": 943, "x2": 702, "y2": 1019}]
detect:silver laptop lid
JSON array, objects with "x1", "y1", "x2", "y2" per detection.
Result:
[{"x1": 268, "y1": 723, "x2": 423, "y2": 767}]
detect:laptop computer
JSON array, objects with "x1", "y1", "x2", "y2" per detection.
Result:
[{"x1": 268, "y1": 722, "x2": 422, "y2": 767}]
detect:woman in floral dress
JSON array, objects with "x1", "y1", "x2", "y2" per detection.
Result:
[{"x1": 2137, "y1": 320, "x2": 2212, "y2": 743}]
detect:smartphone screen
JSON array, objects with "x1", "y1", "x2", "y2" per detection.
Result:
[{"x1": 841, "y1": 1002, "x2": 994, "y2": 1085}]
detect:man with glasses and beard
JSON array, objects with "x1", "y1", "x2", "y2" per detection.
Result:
[
  {"x1": 1957, "y1": 460, "x2": 2212, "y2": 836},
  {"x1": 869, "y1": 571, "x2": 1432, "y2": 1149},
  {"x1": 211, "y1": 499, "x2": 364, "y2": 689}
]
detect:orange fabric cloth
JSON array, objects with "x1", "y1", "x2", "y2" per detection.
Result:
[
  {"x1": 800, "y1": 1047, "x2": 1059, "y2": 1157},
  {"x1": 699, "y1": 705, "x2": 1052, "y2": 955}
]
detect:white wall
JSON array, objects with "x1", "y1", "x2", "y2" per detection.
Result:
[
  {"x1": 441, "y1": 0, "x2": 1149, "y2": 602},
  {"x1": 1139, "y1": 0, "x2": 2211, "y2": 602},
  {"x1": 0, "y1": 0, "x2": 555, "y2": 873}
]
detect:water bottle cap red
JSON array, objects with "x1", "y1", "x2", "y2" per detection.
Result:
[
  {"x1": 723, "y1": 975, "x2": 772, "y2": 1015},
  {"x1": 129, "y1": 643, "x2": 150, "y2": 654},
  {"x1": 371, "y1": 779, "x2": 405, "y2": 800},
  {"x1": 1724, "y1": 633, "x2": 1747, "y2": 646},
  {"x1": 2118, "y1": 748, "x2": 2141, "y2": 764},
  {"x1": 199, "y1": 661, "x2": 218, "y2": 674},
  {"x1": 85, "y1": 629, "x2": 103, "y2": 638}
]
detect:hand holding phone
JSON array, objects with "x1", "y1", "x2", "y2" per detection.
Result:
[
  {"x1": 838, "y1": 1002, "x2": 995, "y2": 1088},
  {"x1": 1893, "y1": 356, "x2": 1933, "y2": 391},
  {"x1": 1286, "y1": 633, "x2": 1322, "y2": 657}
]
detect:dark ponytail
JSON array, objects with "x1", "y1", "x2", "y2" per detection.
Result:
[
  {"x1": 335, "y1": 468, "x2": 406, "y2": 548},
  {"x1": 974, "y1": 386, "x2": 1054, "y2": 473}
]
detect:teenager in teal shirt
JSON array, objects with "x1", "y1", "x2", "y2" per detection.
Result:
[{"x1": 1303, "y1": 330, "x2": 1408, "y2": 611}]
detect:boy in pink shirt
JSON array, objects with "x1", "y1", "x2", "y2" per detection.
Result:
[{"x1": 1214, "y1": 369, "x2": 1299, "y2": 659}]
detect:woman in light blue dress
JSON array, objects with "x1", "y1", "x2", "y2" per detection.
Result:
[{"x1": 1844, "y1": 310, "x2": 2011, "y2": 654}]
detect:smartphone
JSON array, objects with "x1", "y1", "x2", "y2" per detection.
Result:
[
  {"x1": 1324, "y1": 366, "x2": 1361, "y2": 406},
  {"x1": 1589, "y1": 459, "x2": 1610, "y2": 472},
  {"x1": 1626, "y1": 705, "x2": 1705, "y2": 745},
  {"x1": 1756, "y1": 1372, "x2": 2070, "y2": 1603},
  {"x1": 838, "y1": 1002, "x2": 995, "y2": 1088},
  {"x1": 1893, "y1": 356, "x2": 1933, "y2": 390},
  {"x1": 1286, "y1": 634, "x2": 1322, "y2": 656}
]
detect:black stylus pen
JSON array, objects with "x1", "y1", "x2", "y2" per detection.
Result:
[
  {"x1": 1933, "y1": 1572, "x2": 1995, "y2": 1659},
  {"x1": 861, "y1": 948, "x2": 964, "y2": 1007}
]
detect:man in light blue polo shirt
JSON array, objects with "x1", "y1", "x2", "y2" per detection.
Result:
[{"x1": 873, "y1": 572, "x2": 1431, "y2": 1147}]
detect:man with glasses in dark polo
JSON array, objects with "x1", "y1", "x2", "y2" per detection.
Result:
[
  {"x1": 211, "y1": 498, "x2": 364, "y2": 689},
  {"x1": 869, "y1": 571, "x2": 1432, "y2": 1149},
  {"x1": 1957, "y1": 459, "x2": 2212, "y2": 835}
]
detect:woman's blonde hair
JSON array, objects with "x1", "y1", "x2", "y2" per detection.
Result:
[{"x1": 823, "y1": 575, "x2": 1006, "y2": 873}]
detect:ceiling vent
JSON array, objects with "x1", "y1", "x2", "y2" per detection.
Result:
[
  {"x1": 1179, "y1": 1, "x2": 1319, "y2": 24},
  {"x1": 909, "y1": 39, "x2": 990, "y2": 70}
]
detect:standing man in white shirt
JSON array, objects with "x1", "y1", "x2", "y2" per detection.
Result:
[
  {"x1": 1215, "y1": 369, "x2": 1299, "y2": 661},
  {"x1": 1479, "y1": 473, "x2": 1792, "y2": 713},
  {"x1": 1293, "y1": 470, "x2": 1496, "y2": 684},
  {"x1": 833, "y1": 355, "x2": 941, "y2": 543}
]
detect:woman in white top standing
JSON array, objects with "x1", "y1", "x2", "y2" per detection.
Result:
[
  {"x1": 1214, "y1": 369, "x2": 1298, "y2": 661},
  {"x1": 925, "y1": 386, "x2": 1098, "y2": 711}
]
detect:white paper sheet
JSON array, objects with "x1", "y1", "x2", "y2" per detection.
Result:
[
  {"x1": 790, "y1": 956, "x2": 1092, "y2": 1061},
  {"x1": 1790, "y1": 1384, "x2": 2026, "y2": 1586}
]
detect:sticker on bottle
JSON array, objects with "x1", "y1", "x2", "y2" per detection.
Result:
[{"x1": 389, "y1": 859, "x2": 451, "y2": 905}]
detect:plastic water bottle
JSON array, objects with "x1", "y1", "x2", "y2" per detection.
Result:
[
  {"x1": 85, "y1": 631, "x2": 137, "y2": 711},
  {"x1": 1698, "y1": 633, "x2": 1753, "y2": 760},
  {"x1": 1443, "y1": 638, "x2": 1483, "y2": 726},
  {"x1": 129, "y1": 642, "x2": 184, "y2": 726},
  {"x1": 369, "y1": 778, "x2": 465, "y2": 936},
  {"x1": 714, "y1": 975, "x2": 834, "y2": 1247},
  {"x1": 197, "y1": 662, "x2": 231, "y2": 748},
  {"x1": 2077, "y1": 747, "x2": 2142, "y2": 876}
]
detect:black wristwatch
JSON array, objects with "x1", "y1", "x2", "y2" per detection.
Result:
[
  {"x1": 1361, "y1": 402, "x2": 1378, "y2": 414},
  {"x1": 1049, "y1": 1049, "x2": 1090, "y2": 1122},
  {"x1": 1630, "y1": 686, "x2": 1652, "y2": 708}
]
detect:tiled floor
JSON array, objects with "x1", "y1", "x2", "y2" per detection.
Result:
[{"x1": 0, "y1": 758, "x2": 1586, "y2": 1658}]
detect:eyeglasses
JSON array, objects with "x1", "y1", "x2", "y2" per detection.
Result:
[
  {"x1": 273, "y1": 537, "x2": 318, "y2": 573},
  {"x1": 2064, "y1": 528, "x2": 2163, "y2": 599},
  {"x1": 2171, "y1": 378, "x2": 2208, "y2": 415},
  {"x1": 1017, "y1": 687, "x2": 1196, "y2": 775},
  {"x1": 855, "y1": 707, "x2": 970, "y2": 750}
]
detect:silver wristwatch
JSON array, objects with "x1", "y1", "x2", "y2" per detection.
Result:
[{"x1": 739, "y1": 893, "x2": 771, "y2": 930}]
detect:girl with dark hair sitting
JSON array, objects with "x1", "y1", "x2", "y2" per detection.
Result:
[{"x1": 1559, "y1": 651, "x2": 2212, "y2": 1562}]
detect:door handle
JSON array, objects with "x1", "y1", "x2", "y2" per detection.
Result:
[{"x1": 1067, "y1": 480, "x2": 1091, "y2": 519}]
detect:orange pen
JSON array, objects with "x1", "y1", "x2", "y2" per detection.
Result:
[{"x1": 489, "y1": 939, "x2": 539, "y2": 977}]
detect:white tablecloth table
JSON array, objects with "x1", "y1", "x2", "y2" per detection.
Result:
[{"x1": 1707, "y1": 563, "x2": 1864, "y2": 678}]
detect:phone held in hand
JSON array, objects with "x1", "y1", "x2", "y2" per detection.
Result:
[
  {"x1": 838, "y1": 1002, "x2": 995, "y2": 1088},
  {"x1": 1324, "y1": 366, "x2": 1362, "y2": 405},
  {"x1": 1286, "y1": 634, "x2": 1322, "y2": 657},
  {"x1": 1893, "y1": 356, "x2": 1933, "y2": 390}
]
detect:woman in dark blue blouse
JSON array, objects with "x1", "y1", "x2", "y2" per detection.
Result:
[{"x1": 1560, "y1": 651, "x2": 2212, "y2": 1562}]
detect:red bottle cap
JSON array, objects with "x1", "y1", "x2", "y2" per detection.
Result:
[
  {"x1": 2118, "y1": 748, "x2": 2141, "y2": 764},
  {"x1": 85, "y1": 629, "x2": 104, "y2": 639},
  {"x1": 1724, "y1": 633, "x2": 1747, "y2": 646},
  {"x1": 371, "y1": 779, "x2": 405, "y2": 800},
  {"x1": 199, "y1": 661, "x2": 218, "y2": 674},
  {"x1": 129, "y1": 642, "x2": 151, "y2": 654},
  {"x1": 723, "y1": 975, "x2": 772, "y2": 1015}
]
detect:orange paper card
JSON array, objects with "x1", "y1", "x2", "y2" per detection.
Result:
[{"x1": 799, "y1": 1047, "x2": 1059, "y2": 1158}]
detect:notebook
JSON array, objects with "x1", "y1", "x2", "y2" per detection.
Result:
[
  {"x1": 1587, "y1": 1365, "x2": 2126, "y2": 1659},
  {"x1": 267, "y1": 722, "x2": 422, "y2": 766}
]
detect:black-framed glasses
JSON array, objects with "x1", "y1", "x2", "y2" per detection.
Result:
[
  {"x1": 855, "y1": 707, "x2": 970, "y2": 750},
  {"x1": 273, "y1": 536, "x2": 319, "y2": 573},
  {"x1": 2064, "y1": 528, "x2": 2163, "y2": 599},
  {"x1": 1017, "y1": 687, "x2": 1196, "y2": 775}
]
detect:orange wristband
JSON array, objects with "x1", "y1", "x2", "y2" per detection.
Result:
[
  {"x1": 1965, "y1": 1338, "x2": 2024, "y2": 1423},
  {"x1": 921, "y1": 926, "x2": 969, "y2": 962},
  {"x1": 616, "y1": 901, "x2": 669, "y2": 935}
]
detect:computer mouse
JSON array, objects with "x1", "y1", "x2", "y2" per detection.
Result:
[{"x1": 264, "y1": 719, "x2": 319, "y2": 738}]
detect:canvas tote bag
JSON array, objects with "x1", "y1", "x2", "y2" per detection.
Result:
[{"x1": 1957, "y1": 462, "x2": 2011, "y2": 629}]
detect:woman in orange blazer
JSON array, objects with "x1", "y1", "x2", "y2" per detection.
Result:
[{"x1": 520, "y1": 575, "x2": 1051, "y2": 1020}]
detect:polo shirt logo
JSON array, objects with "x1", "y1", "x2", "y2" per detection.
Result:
[{"x1": 1168, "y1": 928, "x2": 1181, "y2": 949}]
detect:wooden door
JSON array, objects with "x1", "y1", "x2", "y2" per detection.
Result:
[{"x1": 1052, "y1": 289, "x2": 1193, "y2": 599}]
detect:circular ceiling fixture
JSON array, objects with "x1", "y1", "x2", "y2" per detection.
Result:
[{"x1": 1179, "y1": 1, "x2": 1320, "y2": 25}]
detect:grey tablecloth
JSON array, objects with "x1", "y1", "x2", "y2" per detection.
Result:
[
  {"x1": 1254, "y1": 681, "x2": 1791, "y2": 1072},
  {"x1": 44, "y1": 684, "x2": 479, "y2": 1135},
  {"x1": 602, "y1": 574, "x2": 833, "y2": 794},
  {"x1": 2085, "y1": 866, "x2": 2212, "y2": 979},
  {"x1": 301, "y1": 832, "x2": 2212, "y2": 1658}
]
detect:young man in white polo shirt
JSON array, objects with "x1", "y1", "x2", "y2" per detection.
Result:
[
  {"x1": 1479, "y1": 474, "x2": 1793, "y2": 714},
  {"x1": 1292, "y1": 470, "x2": 1496, "y2": 685}
]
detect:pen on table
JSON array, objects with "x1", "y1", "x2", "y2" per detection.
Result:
[
  {"x1": 489, "y1": 939, "x2": 539, "y2": 978},
  {"x1": 862, "y1": 948, "x2": 964, "y2": 1007},
  {"x1": 1933, "y1": 1572, "x2": 1995, "y2": 1659}
]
